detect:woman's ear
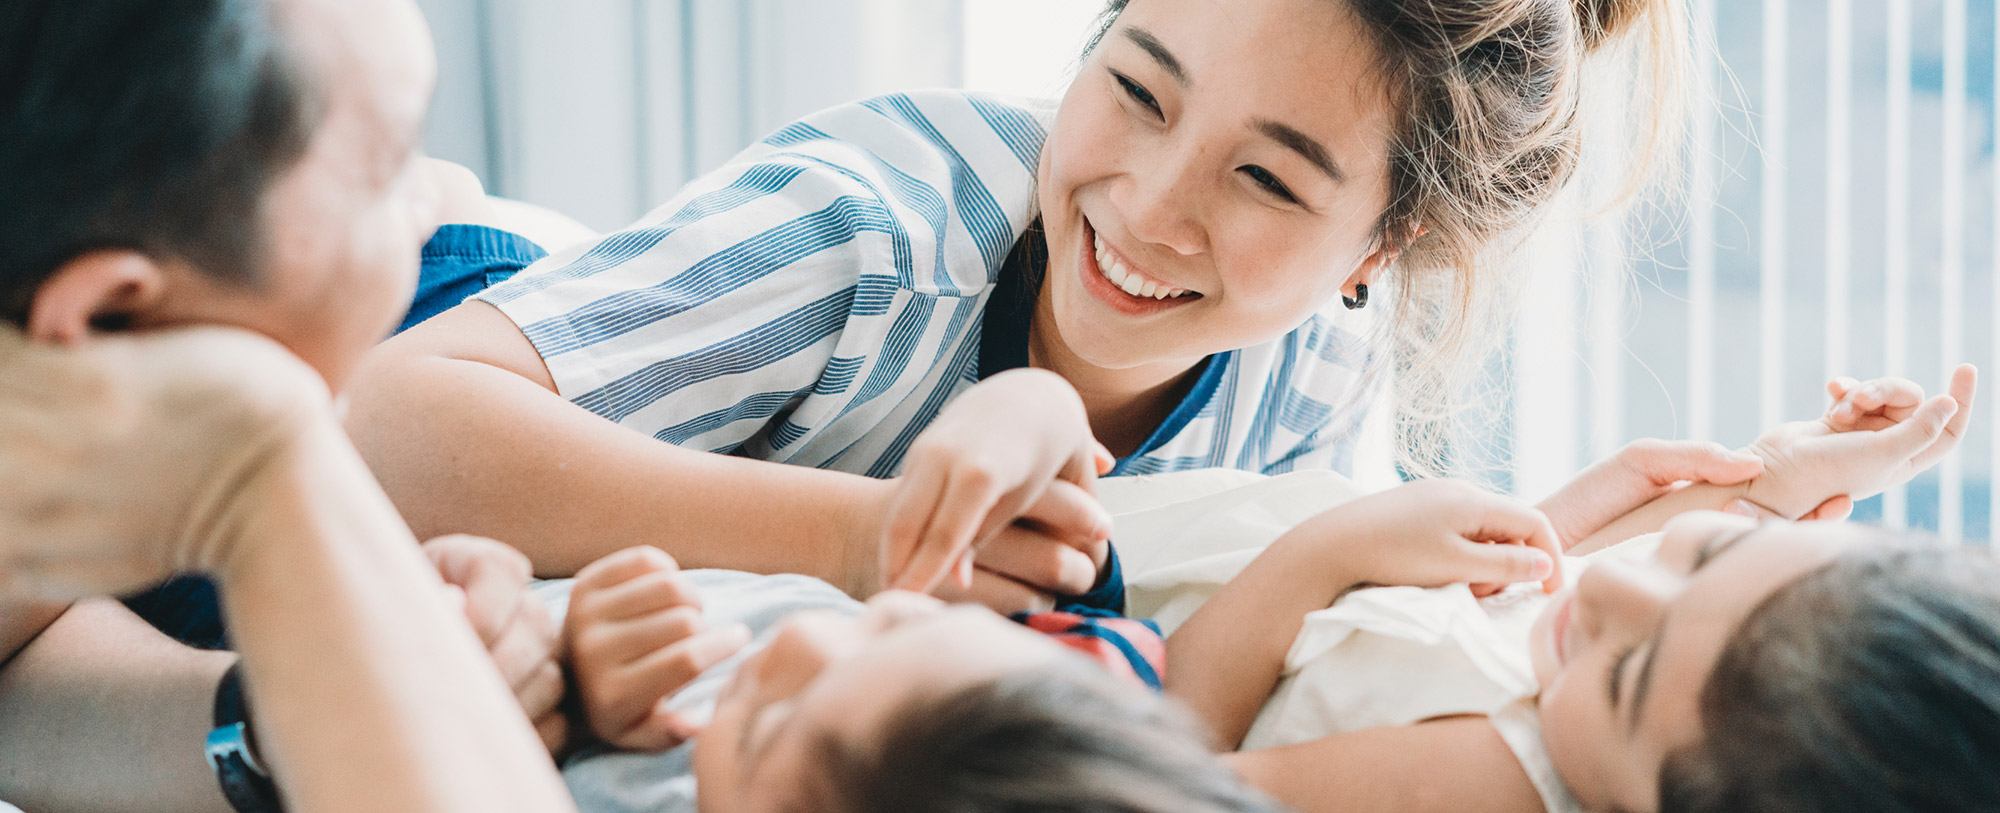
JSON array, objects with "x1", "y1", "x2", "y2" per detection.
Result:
[
  {"x1": 1341, "y1": 224, "x2": 1427, "y2": 299},
  {"x1": 27, "y1": 251, "x2": 168, "y2": 346}
]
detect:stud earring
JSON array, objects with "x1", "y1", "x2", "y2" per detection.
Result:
[{"x1": 1342, "y1": 283, "x2": 1369, "y2": 311}]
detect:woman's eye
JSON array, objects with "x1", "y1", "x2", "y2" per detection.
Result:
[
  {"x1": 1240, "y1": 165, "x2": 1300, "y2": 204},
  {"x1": 1114, "y1": 73, "x2": 1161, "y2": 116}
]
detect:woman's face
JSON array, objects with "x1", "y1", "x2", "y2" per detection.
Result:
[
  {"x1": 1531, "y1": 514, "x2": 1877, "y2": 812},
  {"x1": 1036, "y1": 0, "x2": 1400, "y2": 373},
  {"x1": 692, "y1": 592, "x2": 1069, "y2": 813}
]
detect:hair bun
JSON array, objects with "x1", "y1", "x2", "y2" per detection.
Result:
[{"x1": 1573, "y1": 0, "x2": 1653, "y2": 52}]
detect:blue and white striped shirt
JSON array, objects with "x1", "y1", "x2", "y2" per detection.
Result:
[{"x1": 477, "y1": 90, "x2": 1375, "y2": 479}]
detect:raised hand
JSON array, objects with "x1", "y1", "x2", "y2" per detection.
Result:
[
  {"x1": 1742, "y1": 364, "x2": 1977, "y2": 519},
  {"x1": 1299, "y1": 479, "x2": 1565, "y2": 596},
  {"x1": 566, "y1": 547, "x2": 750, "y2": 751}
]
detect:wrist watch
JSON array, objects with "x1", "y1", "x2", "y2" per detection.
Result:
[{"x1": 207, "y1": 663, "x2": 284, "y2": 813}]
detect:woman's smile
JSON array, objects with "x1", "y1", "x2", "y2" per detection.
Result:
[{"x1": 1078, "y1": 216, "x2": 1204, "y2": 316}]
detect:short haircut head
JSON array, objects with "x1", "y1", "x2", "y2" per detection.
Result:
[
  {"x1": 0, "y1": 0, "x2": 320, "y2": 324},
  {"x1": 810, "y1": 660, "x2": 1285, "y2": 813},
  {"x1": 1660, "y1": 539, "x2": 2000, "y2": 812}
]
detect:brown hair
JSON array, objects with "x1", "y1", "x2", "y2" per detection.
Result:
[
  {"x1": 1086, "y1": 0, "x2": 1690, "y2": 476},
  {"x1": 1660, "y1": 541, "x2": 2000, "y2": 811},
  {"x1": 806, "y1": 660, "x2": 1284, "y2": 813}
]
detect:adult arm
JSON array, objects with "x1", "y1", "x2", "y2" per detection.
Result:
[
  {"x1": 0, "y1": 327, "x2": 576, "y2": 813},
  {"x1": 0, "y1": 601, "x2": 235, "y2": 813},
  {"x1": 1225, "y1": 717, "x2": 1543, "y2": 813},
  {"x1": 209, "y1": 420, "x2": 576, "y2": 813},
  {"x1": 347, "y1": 301, "x2": 893, "y2": 590}
]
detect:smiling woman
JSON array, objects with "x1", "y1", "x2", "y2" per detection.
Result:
[{"x1": 347, "y1": 0, "x2": 1693, "y2": 613}]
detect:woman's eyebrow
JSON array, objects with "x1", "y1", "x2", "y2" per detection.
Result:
[
  {"x1": 1256, "y1": 119, "x2": 1345, "y2": 184},
  {"x1": 1122, "y1": 27, "x2": 1189, "y2": 87}
]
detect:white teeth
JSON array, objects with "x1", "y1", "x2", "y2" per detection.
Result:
[{"x1": 1092, "y1": 229, "x2": 1192, "y2": 301}]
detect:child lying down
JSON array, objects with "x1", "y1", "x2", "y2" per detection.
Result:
[
  {"x1": 533, "y1": 549, "x2": 1276, "y2": 813},
  {"x1": 543, "y1": 366, "x2": 1999, "y2": 813},
  {"x1": 1136, "y1": 366, "x2": 1997, "y2": 812}
]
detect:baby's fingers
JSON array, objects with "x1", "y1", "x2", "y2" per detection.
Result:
[
  {"x1": 573, "y1": 555, "x2": 702, "y2": 624},
  {"x1": 612, "y1": 700, "x2": 707, "y2": 753},
  {"x1": 620, "y1": 624, "x2": 752, "y2": 717},
  {"x1": 1910, "y1": 364, "x2": 1979, "y2": 473},
  {"x1": 574, "y1": 547, "x2": 684, "y2": 596},
  {"x1": 1455, "y1": 496, "x2": 1565, "y2": 593},
  {"x1": 1870, "y1": 394, "x2": 1959, "y2": 469},
  {"x1": 1456, "y1": 540, "x2": 1558, "y2": 595}
]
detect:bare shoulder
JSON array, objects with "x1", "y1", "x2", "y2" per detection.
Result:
[{"x1": 363, "y1": 301, "x2": 557, "y2": 393}]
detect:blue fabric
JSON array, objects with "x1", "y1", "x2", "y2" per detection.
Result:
[
  {"x1": 400, "y1": 224, "x2": 549, "y2": 333},
  {"x1": 123, "y1": 225, "x2": 545, "y2": 649}
]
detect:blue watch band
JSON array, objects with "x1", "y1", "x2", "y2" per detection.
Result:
[{"x1": 210, "y1": 663, "x2": 283, "y2": 813}]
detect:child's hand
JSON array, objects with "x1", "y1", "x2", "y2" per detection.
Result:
[
  {"x1": 881, "y1": 369, "x2": 1114, "y2": 603},
  {"x1": 1742, "y1": 365, "x2": 1977, "y2": 519},
  {"x1": 566, "y1": 547, "x2": 750, "y2": 752},
  {"x1": 424, "y1": 535, "x2": 569, "y2": 754},
  {"x1": 1292, "y1": 480, "x2": 1564, "y2": 596}
]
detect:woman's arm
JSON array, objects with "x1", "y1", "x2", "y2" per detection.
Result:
[
  {"x1": 1226, "y1": 717, "x2": 1543, "y2": 813},
  {"x1": 1167, "y1": 481, "x2": 1560, "y2": 748},
  {"x1": 346, "y1": 302, "x2": 893, "y2": 590}
]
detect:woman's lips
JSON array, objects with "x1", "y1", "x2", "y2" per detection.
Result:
[{"x1": 1078, "y1": 219, "x2": 1202, "y2": 316}]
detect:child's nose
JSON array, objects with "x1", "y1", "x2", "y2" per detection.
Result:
[{"x1": 1575, "y1": 558, "x2": 1678, "y2": 635}]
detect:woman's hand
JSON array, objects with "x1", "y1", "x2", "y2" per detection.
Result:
[
  {"x1": 0, "y1": 326, "x2": 332, "y2": 598},
  {"x1": 425, "y1": 534, "x2": 569, "y2": 754},
  {"x1": 1742, "y1": 365, "x2": 1977, "y2": 519},
  {"x1": 1301, "y1": 480, "x2": 1564, "y2": 596},
  {"x1": 880, "y1": 369, "x2": 1114, "y2": 601},
  {"x1": 1536, "y1": 440, "x2": 1765, "y2": 551},
  {"x1": 566, "y1": 547, "x2": 750, "y2": 752}
]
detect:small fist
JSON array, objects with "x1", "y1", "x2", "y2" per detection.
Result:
[{"x1": 566, "y1": 547, "x2": 750, "y2": 751}]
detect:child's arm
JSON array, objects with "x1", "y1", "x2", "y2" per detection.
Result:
[
  {"x1": 565, "y1": 547, "x2": 750, "y2": 752},
  {"x1": 1227, "y1": 717, "x2": 1544, "y2": 813},
  {"x1": 1166, "y1": 480, "x2": 1561, "y2": 749},
  {"x1": 1567, "y1": 365, "x2": 1977, "y2": 556}
]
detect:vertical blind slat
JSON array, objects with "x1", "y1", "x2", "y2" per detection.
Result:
[
  {"x1": 1885, "y1": 0, "x2": 1913, "y2": 527},
  {"x1": 1942, "y1": 0, "x2": 1968, "y2": 542},
  {"x1": 1759, "y1": 0, "x2": 1789, "y2": 431},
  {"x1": 1825, "y1": 0, "x2": 1851, "y2": 391},
  {"x1": 1689, "y1": 0, "x2": 1718, "y2": 444}
]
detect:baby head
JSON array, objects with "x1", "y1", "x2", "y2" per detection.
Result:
[
  {"x1": 694, "y1": 592, "x2": 1279, "y2": 813},
  {"x1": 1530, "y1": 512, "x2": 2000, "y2": 812}
]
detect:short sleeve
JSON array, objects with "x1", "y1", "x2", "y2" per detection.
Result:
[{"x1": 471, "y1": 92, "x2": 1048, "y2": 466}]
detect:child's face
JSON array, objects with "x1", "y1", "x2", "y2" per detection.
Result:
[
  {"x1": 1530, "y1": 513, "x2": 1877, "y2": 812},
  {"x1": 692, "y1": 592, "x2": 1071, "y2": 813}
]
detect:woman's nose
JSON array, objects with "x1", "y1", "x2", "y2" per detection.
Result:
[
  {"x1": 1116, "y1": 150, "x2": 1209, "y2": 257},
  {"x1": 1574, "y1": 557, "x2": 1678, "y2": 637}
]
